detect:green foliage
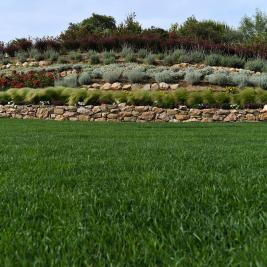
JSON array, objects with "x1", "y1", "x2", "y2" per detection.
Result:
[
  {"x1": 205, "y1": 54, "x2": 223, "y2": 66},
  {"x1": 184, "y1": 70, "x2": 202, "y2": 85},
  {"x1": 103, "y1": 51, "x2": 116, "y2": 65},
  {"x1": 125, "y1": 70, "x2": 146, "y2": 83},
  {"x1": 207, "y1": 73, "x2": 232, "y2": 86},
  {"x1": 163, "y1": 54, "x2": 175, "y2": 66},
  {"x1": 78, "y1": 72, "x2": 91, "y2": 85},
  {"x1": 231, "y1": 73, "x2": 250, "y2": 88},
  {"x1": 103, "y1": 70, "x2": 122, "y2": 83},
  {"x1": 54, "y1": 75, "x2": 78, "y2": 88},
  {"x1": 121, "y1": 46, "x2": 134, "y2": 58},
  {"x1": 15, "y1": 51, "x2": 28, "y2": 63},
  {"x1": 155, "y1": 71, "x2": 174, "y2": 83},
  {"x1": 29, "y1": 48, "x2": 44, "y2": 61},
  {"x1": 44, "y1": 49, "x2": 59, "y2": 62},
  {"x1": 138, "y1": 49, "x2": 148, "y2": 59},
  {"x1": 61, "y1": 13, "x2": 116, "y2": 39},
  {"x1": 249, "y1": 74, "x2": 267, "y2": 89},
  {"x1": 125, "y1": 53, "x2": 136, "y2": 63},
  {"x1": 245, "y1": 59, "x2": 267, "y2": 72},
  {"x1": 144, "y1": 54, "x2": 156, "y2": 65},
  {"x1": 177, "y1": 16, "x2": 242, "y2": 43},
  {"x1": 90, "y1": 53, "x2": 100, "y2": 65},
  {"x1": 118, "y1": 12, "x2": 142, "y2": 34},
  {"x1": 69, "y1": 51, "x2": 82, "y2": 61},
  {"x1": 239, "y1": 9, "x2": 267, "y2": 42},
  {"x1": 221, "y1": 55, "x2": 245, "y2": 68}
]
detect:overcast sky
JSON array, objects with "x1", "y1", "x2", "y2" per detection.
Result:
[{"x1": 1, "y1": 0, "x2": 266, "y2": 42}]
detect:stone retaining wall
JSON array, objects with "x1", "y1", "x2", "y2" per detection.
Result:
[{"x1": 0, "y1": 104, "x2": 266, "y2": 122}]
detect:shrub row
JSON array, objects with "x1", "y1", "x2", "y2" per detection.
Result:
[
  {"x1": 0, "y1": 87, "x2": 266, "y2": 109},
  {"x1": 3, "y1": 35, "x2": 267, "y2": 59}
]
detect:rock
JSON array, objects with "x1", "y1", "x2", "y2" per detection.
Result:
[
  {"x1": 139, "y1": 111, "x2": 155, "y2": 121},
  {"x1": 135, "y1": 106, "x2": 149, "y2": 112},
  {"x1": 102, "y1": 83, "x2": 112, "y2": 90},
  {"x1": 263, "y1": 105, "x2": 267, "y2": 111},
  {"x1": 92, "y1": 83, "x2": 100, "y2": 89},
  {"x1": 53, "y1": 107, "x2": 64, "y2": 115},
  {"x1": 15, "y1": 62, "x2": 21, "y2": 67},
  {"x1": 175, "y1": 114, "x2": 190, "y2": 121},
  {"x1": 111, "y1": 82, "x2": 122, "y2": 90},
  {"x1": 6, "y1": 64, "x2": 11, "y2": 69},
  {"x1": 159, "y1": 82, "x2": 169, "y2": 90},
  {"x1": 107, "y1": 114, "x2": 119, "y2": 120},
  {"x1": 22, "y1": 62, "x2": 29, "y2": 67},
  {"x1": 131, "y1": 84, "x2": 140, "y2": 90},
  {"x1": 245, "y1": 114, "x2": 256, "y2": 121},
  {"x1": 39, "y1": 61, "x2": 50, "y2": 67},
  {"x1": 36, "y1": 108, "x2": 49, "y2": 119},
  {"x1": 77, "y1": 107, "x2": 90, "y2": 114},
  {"x1": 78, "y1": 115, "x2": 89, "y2": 121},
  {"x1": 224, "y1": 113, "x2": 237, "y2": 122},
  {"x1": 151, "y1": 83, "x2": 159, "y2": 90},
  {"x1": 170, "y1": 84, "x2": 179, "y2": 90},
  {"x1": 122, "y1": 84, "x2": 132, "y2": 90},
  {"x1": 143, "y1": 84, "x2": 151, "y2": 91},
  {"x1": 259, "y1": 112, "x2": 267, "y2": 121}
]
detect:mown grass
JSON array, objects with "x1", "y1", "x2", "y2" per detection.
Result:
[{"x1": 0, "y1": 120, "x2": 266, "y2": 267}]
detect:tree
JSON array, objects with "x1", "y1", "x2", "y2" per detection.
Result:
[
  {"x1": 176, "y1": 16, "x2": 242, "y2": 43},
  {"x1": 239, "y1": 9, "x2": 267, "y2": 42},
  {"x1": 60, "y1": 13, "x2": 116, "y2": 40},
  {"x1": 118, "y1": 12, "x2": 142, "y2": 34}
]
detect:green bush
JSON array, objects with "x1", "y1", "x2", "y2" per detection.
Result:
[
  {"x1": 231, "y1": 73, "x2": 250, "y2": 88},
  {"x1": 205, "y1": 54, "x2": 223, "y2": 66},
  {"x1": 174, "y1": 89, "x2": 188, "y2": 105},
  {"x1": 249, "y1": 74, "x2": 267, "y2": 89},
  {"x1": 214, "y1": 92, "x2": 231, "y2": 105},
  {"x1": 15, "y1": 51, "x2": 28, "y2": 63},
  {"x1": 207, "y1": 73, "x2": 232, "y2": 86},
  {"x1": 125, "y1": 70, "x2": 146, "y2": 83},
  {"x1": 201, "y1": 89, "x2": 216, "y2": 105},
  {"x1": 144, "y1": 54, "x2": 156, "y2": 65},
  {"x1": 128, "y1": 90, "x2": 153, "y2": 106},
  {"x1": 121, "y1": 46, "x2": 133, "y2": 58},
  {"x1": 184, "y1": 70, "x2": 202, "y2": 85},
  {"x1": 54, "y1": 75, "x2": 78, "y2": 88},
  {"x1": 163, "y1": 54, "x2": 175, "y2": 66},
  {"x1": 103, "y1": 70, "x2": 122, "y2": 83},
  {"x1": 235, "y1": 88, "x2": 256, "y2": 107},
  {"x1": 221, "y1": 55, "x2": 245, "y2": 68},
  {"x1": 90, "y1": 53, "x2": 100, "y2": 65},
  {"x1": 44, "y1": 49, "x2": 59, "y2": 62},
  {"x1": 138, "y1": 49, "x2": 148, "y2": 59},
  {"x1": 155, "y1": 70, "x2": 174, "y2": 83},
  {"x1": 152, "y1": 92, "x2": 176, "y2": 108},
  {"x1": 69, "y1": 51, "x2": 82, "y2": 61},
  {"x1": 188, "y1": 51, "x2": 205, "y2": 64},
  {"x1": 78, "y1": 72, "x2": 92, "y2": 85},
  {"x1": 68, "y1": 89, "x2": 88, "y2": 105},
  {"x1": 125, "y1": 53, "x2": 136, "y2": 63},
  {"x1": 245, "y1": 59, "x2": 267, "y2": 72},
  {"x1": 29, "y1": 48, "x2": 44, "y2": 61},
  {"x1": 103, "y1": 51, "x2": 116, "y2": 65},
  {"x1": 187, "y1": 92, "x2": 203, "y2": 107}
]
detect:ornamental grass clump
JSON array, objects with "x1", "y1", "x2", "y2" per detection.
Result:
[
  {"x1": 221, "y1": 55, "x2": 245, "y2": 69},
  {"x1": 121, "y1": 46, "x2": 133, "y2": 58},
  {"x1": 245, "y1": 59, "x2": 267, "y2": 72},
  {"x1": 249, "y1": 74, "x2": 267, "y2": 89},
  {"x1": 78, "y1": 72, "x2": 91, "y2": 85},
  {"x1": 54, "y1": 75, "x2": 78, "y2": 88},
  {"x1": 138, "y1": 49, "x2": 148, "y2": 59},
  {"x1": 29, "y1": 48, "x2": 44, "y2": 61},
  {"x1": 204, "y1": 54, "x2": 223, "y2": 66},
  {"x1": 90, "y1": 53, "x2": 100, "y2": 65},
  {"x1": 155, "y1": 70, "x2": 174, "y2": 83},
  {"x1": 144, "y1": 54, "x2": 156, "y2": 65},
  {"x1": 69, "y1": 51, "x2": 82, "y2": 61},
  {"x1": 103, "y1": 69, "x2": 122, "y2": 83},
  {"x1": 184, "y1": 70, "x2": 202, "y2": 85},
  {"x1": 44, "y1": 49, "x2": 59, "y2": 62},
  {"x1": 125, "y1": 70, "x2": 146, "y2": 83},
  {"x1": 103, "y1": 51, "x2": 116, "y2": 65},
  {"x1": 15, "y1": 51, "x2": 28, "y2": 63},
  {"x1": 207, "y1": 72, "x2": 232, "y2": 86}
]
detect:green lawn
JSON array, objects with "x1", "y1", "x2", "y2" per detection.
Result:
[{"x1": 0, "y1": 120, "x2": 266, "y2": 267}]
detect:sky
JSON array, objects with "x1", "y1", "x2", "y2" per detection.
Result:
[{"x1": 1, "y1": 0, "x2": 267, "y2": 42}]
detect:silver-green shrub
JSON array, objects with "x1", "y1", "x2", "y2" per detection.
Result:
[{"x1": 184, "y1": 70, "x2": 202, "y2": 85}]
